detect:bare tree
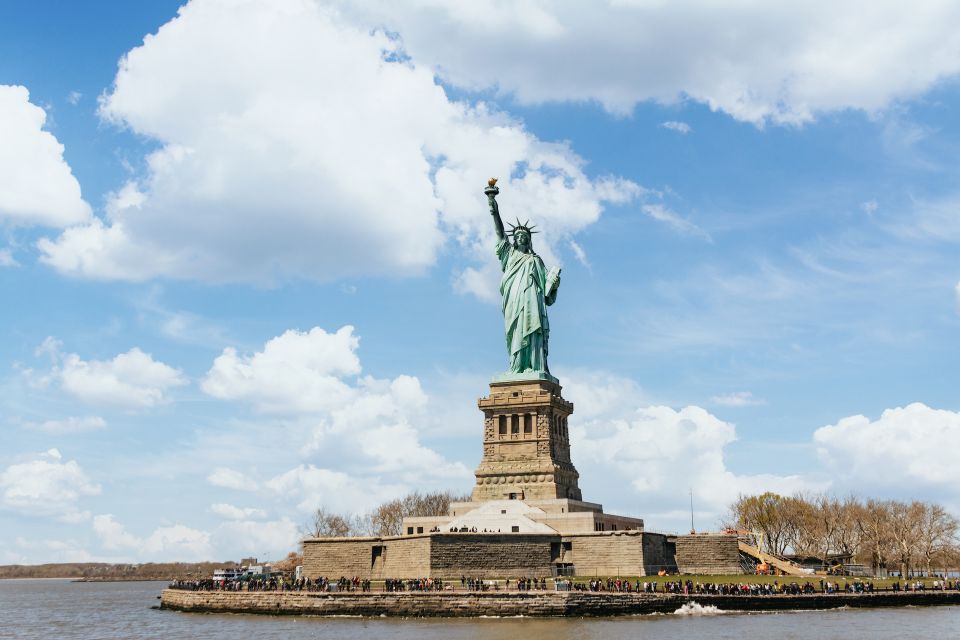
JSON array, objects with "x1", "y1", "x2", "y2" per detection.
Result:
[
  {"x1": 916, "y1": 503, "x2": 959, "y2": 576},
  {"x1": 367, "y1": 490, "x2": 470, "y2": 537},
  {"x1": 304, "y1": 506, "x2": 353, "y2": 538},
  {"x1": 730, "y1": 492, "x2": 794, "y2": 555},
  {"x1": 857, "y1": 499, "x2": 893, "y2": 575},
  {"x1": 367, "y1": 498, "x2": 407, "y2": 537},
  {"x1": 303, "y1": 490, "x2": 470, "y2": 539},
  {"x1": 779, "y1": 495, "x2": 809, "y2": 554},
  {"x1": 729, "y1": 492, "x2": 959, "y2": 578},
  {"x1": 272, "y1": 551, "x2": 303, "y2": 571},
  {"x1": 350, "y1": 511, "x2": 375, "y2": 537},
  {"x1": 787, "y1": 494, "x2": 820, "y2": 557},
  {"x1": 888, "y1": 500, "x2": 925, "y2": 577},
  {"x1": 832, "y1": 495, "x2": 863, "y2": 560},
  {"x1": 804, "y1": 494, "x2": 844, "y2": 569}
]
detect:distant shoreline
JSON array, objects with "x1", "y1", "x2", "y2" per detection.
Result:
[
  {"x1": 0, "y1": 561, "x2": 233, "y2": 582},
  {"x1": 0, "y1": 577, "x2": 77, "y2": 581},
  {"x1": 0, "y1": 577, "x2": 172, "y2": 582},
  {"x1": 72, "y1": 578, "x2": 178, "y2": 583}
]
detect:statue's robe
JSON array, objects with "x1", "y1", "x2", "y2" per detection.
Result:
[{"x1": 497, "y1": 237, "x2": 553, "y2": 374}]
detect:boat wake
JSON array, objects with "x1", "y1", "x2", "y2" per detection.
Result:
[{"x1": 673, "y1": 601, "x2": 726, "y2": 616}]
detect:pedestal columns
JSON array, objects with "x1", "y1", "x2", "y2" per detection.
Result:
[{"x1": 472, "y1": 379, "x2": 582, "y2": 502}]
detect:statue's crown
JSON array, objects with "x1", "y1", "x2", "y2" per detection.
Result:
[{"x1": 507, "y1": 219, "x2": 538, "y2": 237}]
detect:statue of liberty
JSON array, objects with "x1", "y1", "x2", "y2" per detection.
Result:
[{"x1": 485, "y1": 179, "x2": 561, "y2": 383}]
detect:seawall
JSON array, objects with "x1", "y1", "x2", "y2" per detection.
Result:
[{"x1": 160, "y1": 589, "x2": 960, "y2": 617}]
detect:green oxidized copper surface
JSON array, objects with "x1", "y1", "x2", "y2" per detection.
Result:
[{"x1": 485, "y1": 179, "x2": 561, "y2": 384}]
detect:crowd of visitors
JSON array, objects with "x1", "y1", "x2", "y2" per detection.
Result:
[
  {"x1": 568, "y1": 577, "x2": 960, "y2": 595},
  {"x1": 169, "y1": 575, "x2": 370, "y2": 592},
  {"x1": 459, "y1": 576, "x2": 492, "y2": 591},
  {"x1": 512, "y1": 577, "x2": 547, "y2": 590},
  {"x1": 451, "y1": 576, "x2": 551, "y2": 591},
  {"x1": 893, "y1": 579, "x2": 959, "y2": 591},
  {"x1": 170, "y1": 575, "x2": 960, "y2": 594},
  {"x1": 384, "y1": 578, "x2": 445, "y2": 591}
]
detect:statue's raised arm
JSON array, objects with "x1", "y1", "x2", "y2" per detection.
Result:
[{"x1": 485, "y1": 178, "x2": 505, "y2": 241}]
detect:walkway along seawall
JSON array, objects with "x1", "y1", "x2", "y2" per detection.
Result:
[{"x1": 160, "y1": 589, "x2": 960, "y2": 617}]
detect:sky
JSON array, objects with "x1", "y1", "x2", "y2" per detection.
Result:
[{"x1": 1, "y1": 0, "x2": 959, "y2": 564}]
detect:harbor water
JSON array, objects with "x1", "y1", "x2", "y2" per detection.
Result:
[{"x1": 1, "y1": 579, "x2": 958, "y2": 639}]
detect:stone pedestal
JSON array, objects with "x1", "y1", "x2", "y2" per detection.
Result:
[{"x1": 471, "y1": 379, "x2": 582, "y2": 502}]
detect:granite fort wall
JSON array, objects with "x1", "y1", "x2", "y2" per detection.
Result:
[
  {"x1": 430, "y1": 534, "x2": 557, "y2": 578},
  {"x1": 303, "y1": 536, "x2": 431, "y2": 580},
  {"x1": 302, "y1": 537, "x2": 375, "y2": 579},
  {"x1": 380, "y1": 536, "x2": 432, "y2": 577},
  {"x1": 304, "y1": 534, "x2": 557, "y2": 579},
  {"x1": 565, "y1": 533, "x2": 644, "y2": 576},
  {"x1": 674, "y1": 534, "x2": 743, "y2": 575},
  {"x1": 160, "y1": 589, "x2": 960, "y2": 617},
  {"x1": 642, "y1": 532, "x2": 677, "y2": 575},
  {"x1": 305, "y1": 531, "x2": 682, "y2": 579}
]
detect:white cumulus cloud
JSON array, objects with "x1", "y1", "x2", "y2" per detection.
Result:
[
  {"x1": 711, "y1": 391, "x2": 765, "y2": 407},
  {"x1": 212, "y1": 517, "x2": 301, "y2": 557},
  {"x1": 95, "y1": 512, "x2": 298, "y2": 561},
  {"x1": 93, "y1": 514, "x2": 213, "y2": 561},
  {"x1": 92, "y1": 514, "x2": 142, "y2": 550},
  {"x1": 141, "y1": 525, "x2": 213, "y2": 560},
  {"x1": 57, "y1": 347, "x2": 187, "y2": 408},
  {"x1": 39, "y1": 0, "x2": 638, "y2": 285},
  {"x1": 265, "y1": 464, "x2": 404, "y2": 515},
  {"x1": 22, "y1": 416, "x2": 107, "y2": 434},
  {"x1": 575, "y1": 405, "x2": 816, "y2": 528},
  {"x1": 0, "y1": 85, "x2": 91, "y2": 226},
  {"x1": 202, "y1": 326, "x2": 361, "y2": 413},
  {"x1": 814, "y1": 403, "x2": 960, "y2": 492},
  {"x1": 453, "y1": 263, "x2": 501, "y2": 304},
  {"x1": 207, "y1": 467, "x2": 260, "y2": 492},
  {"x1": 0, "y1": 449, "x2": 101, "y2": 521},
  {"x1": 0, "y1": 249, "x2": 17, "y2": 267},
  {"x1": 660, "y1": 121, "x2": 692, "y2": 134},
  {"x1": 12, "y1": 536, "x2": 113, "y2": 564},
  {"x1": 563, "y1": 370, "x2": 822, "y2": 531},
  {"x1": 209, "y1": 503, "x2": 267, "y2": 520},
  {"x1": 340, "y1": 1, "x2": 960, "y2": 125},
  {"x1": 202, "y1": 325, "x2": 470, "y2": 481},
  {"x1": 558, "y1": 368, "x2": 650, "y2": 422}
]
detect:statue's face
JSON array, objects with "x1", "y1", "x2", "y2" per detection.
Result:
[{"x1": 515, "y1": 230, "x2": 531, "y2": 251}]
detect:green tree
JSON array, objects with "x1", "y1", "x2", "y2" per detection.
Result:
[{"x1": 730, "y1": 492, "x2": 793, "y2": 555}]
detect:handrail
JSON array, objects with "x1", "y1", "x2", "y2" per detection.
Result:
[{"x1": 738, "y1": 541, "x2": 808, "y2": 577}]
